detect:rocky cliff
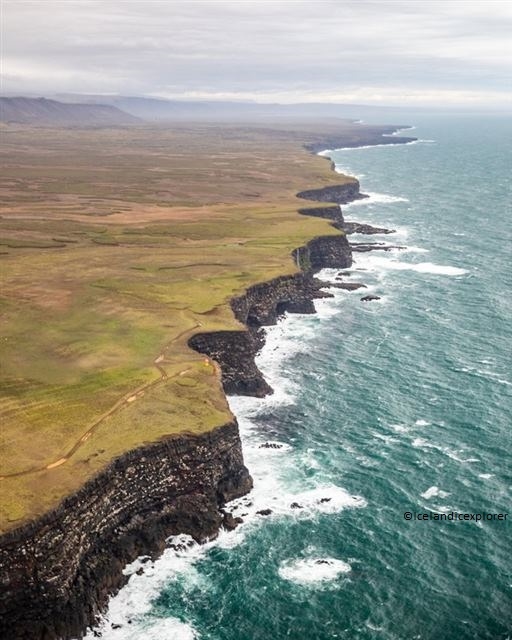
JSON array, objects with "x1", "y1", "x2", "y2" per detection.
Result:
[
  {"x1": 0, "y1": 144, "x2": 359, "y2": 640},
  {"x1": 0, "y1": 423, "x2": 251, "y2": 639},
  {"x1": 296, "y1": 179, "x2": 367, "y2": 205},
  {"x1": 189, "y1": 229, "x2": 353, "y2": 398}
]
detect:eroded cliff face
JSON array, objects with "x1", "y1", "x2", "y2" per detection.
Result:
[
  {"x1": 0, "y1": 424, "x2": 251, "y2": 640},
  {"x1": 296, "y1": 180, "x2": 367, "y2": 205},
  {"x1": 0, "y1": 145, "x2": 360, "y2": 640},
  {"x1": 189, "y1": 231, "x2": 353, "y2": 398}
]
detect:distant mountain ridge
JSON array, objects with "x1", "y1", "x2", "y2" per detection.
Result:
[
  {"x1": 54, "y1": 94, "x2": 398, "y2": 122},
  {"x1": 0, "y1": 97, "x2": 141, "y2": 126}
]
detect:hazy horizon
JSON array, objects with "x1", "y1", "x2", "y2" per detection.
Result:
[{"x1": 2, "y1": 0, "x2": 512, "y2": 110}]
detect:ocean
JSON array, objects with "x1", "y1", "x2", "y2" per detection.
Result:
[{"x1": 87, "y1": 113, "x2": 512, "y2": 640}]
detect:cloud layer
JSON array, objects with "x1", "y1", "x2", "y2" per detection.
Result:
[{"x1": 3, "y1": 0, "x2": 512, "y2": 107}]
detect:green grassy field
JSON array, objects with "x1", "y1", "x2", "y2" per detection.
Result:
[{"x1": 0, "y1": 121, "x2": 357, "y2": 531}]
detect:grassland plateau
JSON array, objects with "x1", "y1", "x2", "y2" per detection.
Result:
[
  {"x1": 0, "y1": 117, "x2": 419, "y2": 638},
  {"x1": 0, "y1": 120, "x2": 407, "y2": 532},
  {"x1": 0, "y1": 121, "x2": 416, "y2": 532}
]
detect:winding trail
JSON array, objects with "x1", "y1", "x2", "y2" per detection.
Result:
[
  {"x1": 2, "y1": 180, "x2": 391, "y2": 480},
  {"x1": 0, "y1": 319, "x2": 206, "y2": 479}
]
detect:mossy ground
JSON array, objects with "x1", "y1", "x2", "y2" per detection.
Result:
[{"x1": 0, "y1": 121, "x2": 357, "y2": 531}]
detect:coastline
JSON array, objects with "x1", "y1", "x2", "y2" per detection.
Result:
[
  {"x1": 0, "y1": 126, "x2": 416, "y2": 639},
  {"x1": 86, "y1": 117, "x2": 512, "y2": 640}
]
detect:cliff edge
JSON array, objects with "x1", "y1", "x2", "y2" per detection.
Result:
[{"x1": 0, "y1": 146, "x2": 373, "y2": 639}]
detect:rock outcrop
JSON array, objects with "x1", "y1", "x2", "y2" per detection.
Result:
[
  {"x1": 189, "y1": 231, "x2": 353, "y2": 398},
  {"x1": 296, "y1": 180, "x2": 367, "y2": 205},
  {"x1": 0, "y1": 423, "x2": 251, "y2": 639},
  {"x1": 0, "y1": 134, "x2": 374, "y2": 640}
]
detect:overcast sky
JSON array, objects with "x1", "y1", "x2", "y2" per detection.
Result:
[{"x1": 2, "y1": 0, "x2": 511, "y2": 108}]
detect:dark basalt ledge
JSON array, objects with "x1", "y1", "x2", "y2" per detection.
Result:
[
  {"x1": 189, "y1": 184, "x2": 356, "y2": 400},
  {"x1": 296, "y1": 180, "x2": 368, "y2": 205},
  {"x1": 343, "y1": 222, "x2": 394, "y2": 235},
  {"x1": 0, "y1": 142, "x2": 400, "y2": 640},
  {"x1": 0, "y1": 423, "x2": 252, "y2": 640}
]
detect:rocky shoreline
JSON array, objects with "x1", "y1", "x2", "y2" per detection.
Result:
[
  {"x1": 0, "y1": 424, "x2": 252, "y2": 639},
  {"x1": 0, "y1": 129, "x2": 414, "y2": 639}
]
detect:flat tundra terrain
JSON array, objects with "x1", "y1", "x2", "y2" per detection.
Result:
[{"x1": 0, "y1": 120, "x2": 371, "y2": 531}]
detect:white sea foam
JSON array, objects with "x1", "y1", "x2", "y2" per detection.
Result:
[
  {"x1": 86, "y1": 191, "x2": 405, "y2": 636},
  {"x1": 421, "y1": 486, "x2": 451, "y2": 500},
  {"x1": 352, "y1": 253, "x2": 467, "y2": 277},
  {"x1": 278, "y1": 557, "x2": 351, "y2": 585},
  {"x1": 411, "y1": 438, "x2": 479, "y2": 464},
  {"x1": 415, "y1": 419, "x2": 431, "y2": 427},
  {"x1": 134, "y1": 620, "x2": 198, "y2": 640},
  {"x1": 327, "y1": 141, "x2": 419, "y2": 151},
  {"x1": 456, "y1": 366, "x2": 512, "y2": 387},
  {"x1": 85, "y1": 533, "x2": 205, "y2": 638},
  {"x1": 402, "y1": 246, "x2": 429, "y2": 254},
  {"x1": 95, "y1": 618, "x2": 198, "y2": 640},
  {"x1": 386, "y1": 126, "x2": 417, "y2": 134},
  {"x1": 372, "y1": 432, "x2": 398, "y2": 444},
  {"x1": 89, "y1": 618, "x2": 198, "y2": 640},
  {"x1": 225, "y1": 458, "x2": 367, "y2": 522},
  {"x1": 343, "y1": 191, "x2": 409, "y2": 207}
]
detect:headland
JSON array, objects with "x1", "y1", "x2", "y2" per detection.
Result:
[{"x1": 0, "y1": 120, "x2": 415, "y2": 638}]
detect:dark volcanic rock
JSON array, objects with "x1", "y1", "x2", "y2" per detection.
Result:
[
  {"x1": 361, "y1": 295, "x2": 381, "y2": 302},
  {"x1": 222, "y1": 512, "x2": 243, "y2": 531},
  {"x1": 297, "y1": 235, "x2": 352, "y2": 271},
  {"x1": 189, "y1": 231, "x2": 353, "y2": 398},
  {"x1": 0, "y1": 423, "x2": 252, "y2": 639},
  {"x1": 343, "y1": 222, "x2": 394, "y2": 235},
  {"x1": 330, "y1": 282, "x2": 367, "y2": 291},
  {"x1": 189, "y1": 330, "x2": 272, "y2": 397},
  {"x1": 296, "y1": 181, "x2": 368, "y2": 205},
  {"x1": 298, "y1": 205, "x2": 344, "y2": 225},
  {"x1": 351, "y1": 242, "x2": 405, "y2": 252},
  {"x1": 0, "y1": 127, "x2": 409, "y2": 639}
]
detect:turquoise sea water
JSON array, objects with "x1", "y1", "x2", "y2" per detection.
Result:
[{"x1": 88, "y1": 114, "x2": 512, "y2": 640}]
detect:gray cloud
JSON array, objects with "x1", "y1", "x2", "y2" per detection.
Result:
[{"x1": 3, "y1": 0, "x2": 511, "y2": 106}]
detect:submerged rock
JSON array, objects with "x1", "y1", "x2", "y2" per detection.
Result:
[
  {"x1": 331, "y1": 282, "x2": 367, "y2": 291},
  {"x1": 222, "y1": 512, "x2": 243, "y2": 531}
]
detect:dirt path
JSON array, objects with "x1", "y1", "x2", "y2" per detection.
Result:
[{"x1": 0, "y1": 320, "x2": 204, "y2": 480}]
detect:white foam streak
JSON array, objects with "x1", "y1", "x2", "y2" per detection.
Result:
[
  {"x1": 343, "y1": 191, "x2": 409, "y2": 207},
  {"x1": 278, "y1": 557, "x2": 351, "y2": 585},
  {"x1": 412, "y1": 438, "x2": 479, "y2": 464},
  {"x1": 421, "y1": 486, "x2": 451, "y2": 500},
  {"x1": 87, "y1": 136, "x2": 423, "y2": 636},
  {"x1": 352, "y1": 253, "x2": 467, "y2": 277},
  {"x1": 85, "y1": 534, "x2": 204, "y2": 638}
]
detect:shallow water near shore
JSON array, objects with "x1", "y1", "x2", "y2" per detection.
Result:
[{"x1": 88, "y1": 114, "x2": 512, "y2": 639}]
